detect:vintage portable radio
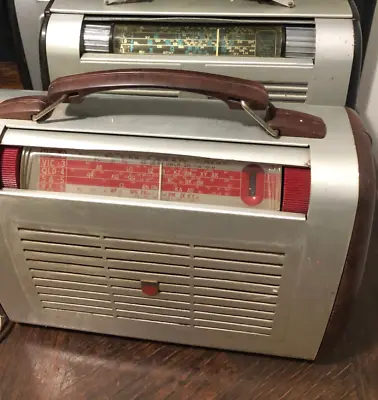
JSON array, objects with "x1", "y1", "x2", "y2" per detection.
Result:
[
  {"x1": 0, "y1": 70, "x2": 374, "y2": 360},
  {"x1": 17, "y1": 0, "x2": 360, "y2": 106}
]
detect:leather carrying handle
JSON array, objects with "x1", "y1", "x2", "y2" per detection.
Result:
[
  {"x1": 0, "y1": 69, "x2": 327, "y2": 139},
  {"x1": 46, "y1": 69, "x2": 270, "y2": 110}
]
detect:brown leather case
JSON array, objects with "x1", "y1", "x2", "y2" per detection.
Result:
[{"x1": 321, "y1": 108, "x2": 376, "y2": 351}]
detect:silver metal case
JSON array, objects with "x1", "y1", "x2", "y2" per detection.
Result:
[
  {"x1": 0, "y1": 90, "x2": 363, "y2": 360},
  {"x1": 34, "y1": 0, "x2": 358, "y2": 106}
]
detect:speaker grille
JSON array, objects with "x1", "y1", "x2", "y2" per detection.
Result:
[{"x1": 19, "y1": 227, "x2": 285, "y2": 335}]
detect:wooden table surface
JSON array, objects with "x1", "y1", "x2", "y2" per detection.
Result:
[{"x1": 0, "y1": 76, "x2": 377, "y2": 399}]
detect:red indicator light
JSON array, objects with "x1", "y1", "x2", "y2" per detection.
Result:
[{"x1": 141, "y1": 281, "x2": 160, "y2": 297}]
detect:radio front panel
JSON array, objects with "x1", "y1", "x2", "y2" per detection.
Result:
[{"x1": 43, "y1": 13, "x2": 354, "y2": 105}]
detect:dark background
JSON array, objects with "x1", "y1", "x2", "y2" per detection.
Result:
[
  {"x1": 355, "y1": 0, "x2": 377, "y2": 62},
  {"x1": 0, "y1": 0, "x2": 17, "y2": 62}
]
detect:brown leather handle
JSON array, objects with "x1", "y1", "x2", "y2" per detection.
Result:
[
  {"x1": 46, "y1": 69, "x2": 270, "y2": 110},
  {"x1": 0, "y1": 69, "x2": 327, "y2": 139}
]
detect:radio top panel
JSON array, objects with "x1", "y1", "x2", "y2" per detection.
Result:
[{"x1": 49, "y1": 0, "x2": 352, "y2": 18}]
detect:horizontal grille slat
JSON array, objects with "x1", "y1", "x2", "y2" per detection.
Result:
[
  {"x1": 19, "y1": 229, "x2": 100, "y2": 247},
  {"x1": 105, "y1": 249, "x2": 190, "y2": 266},
  {"x1": 112, "y1": 287, "x2": 190, "y2": 302},
  {"x1": 39, "y1": 293, "x2": 112, "y2": 308},
  {"x1": 116, "y1": 309, "x2": 190, "y2": 325},
  {"x1": 113, "y1": 294, "x2": 190, "y2": 309},
  {"x1": 21, "y1": 241, "x2": 103, "y2": 258},
  {"x1": 194, "y1": 278, "x2": 279, "y2": 295},
  {"x1": 194, "y1": 319, "x2": 272, "y2": 335},
  {"x1": 117, "y1": 316, "x2": 186, "y2": 326},
  {"x1": 194, "y1": 326, "x2": 270, "y2": 337},
  {"x1": 44, "y1": 308, "x2": 113, "y2": 318},
  {"x1": 25, "y1": 251, "x2": 105, "y2": 268},
  {"x1": 31, "y1": 270, "x2": 107, "y2": 285},
  {"x1": 36, "y1": 285, "x2": 111, "y2": 301},
  {"x1": 108, "y1": 260, "x2": 190, "y2": 276},
  {"x1": 42, "y1": 301, "x2": 114, "y2": 315},
  {"x1": 109, "y1": 269, "x2": 190, "y2": 285},
  {"x1": 194, "y1": 258, "x2": 282, "y2": 275},
  {"x1": 194, "y1": 311, "x2": 273, "y2": 328},
  {"x1": 104, "y1": 237, "x2": 190, "y2": 255},
  {"x1": 20, "y1": 227, "x2": 286, "y2": 337},
  {"x1": 194, "y1": 268, "x2": 281, "y2": 285},
  {"x1": 193, "y1": 287, "x2": 277, "y2": 303},
  {"x1": 115, "y1": 302, "x2": 190, "y2": 317},
  {"x1": 193, "y1": 304, "x2": 274, "y2": 320},
  {"x1": 193, "y1": 246, "x2": 284, "y2": 265},
  {"x1": 32, "y1": 278, "x2": 108, "y2": 292},
  {"x1": 193, "y1": 295, "x2": 276, "y2": 312},
  {"x1": 28, "y1": 260, "x2": 106, "y2": 277}
]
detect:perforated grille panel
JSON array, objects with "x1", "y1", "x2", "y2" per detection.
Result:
[{"x1": 19, "y1": 227, "x2": 284, "y2": 336}]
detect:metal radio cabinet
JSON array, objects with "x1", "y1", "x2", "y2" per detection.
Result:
[
  {"x1": 10, "y1": 0, "x2": 361, "y2": 106},
  {"x1": 0, "y1": 70, "x2": 374, "y2": 360}
]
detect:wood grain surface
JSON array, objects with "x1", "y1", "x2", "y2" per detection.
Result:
[
  {"x1": 0, "y1": 203, "x2": 377, "y2": 400},
  {"x1": 0, "y1": 62, "x2": 23, "y2": 89}
]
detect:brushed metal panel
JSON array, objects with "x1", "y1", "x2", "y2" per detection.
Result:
[
  {"x1": 308, "y1": 18, "x2": 354, "y2": 105},
  {"x1": 49, "y1": 0, "x2": 352, "y2": 18},
  {"x1": 204, "y1": 60, "x2": 312, "y2": 85}
]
